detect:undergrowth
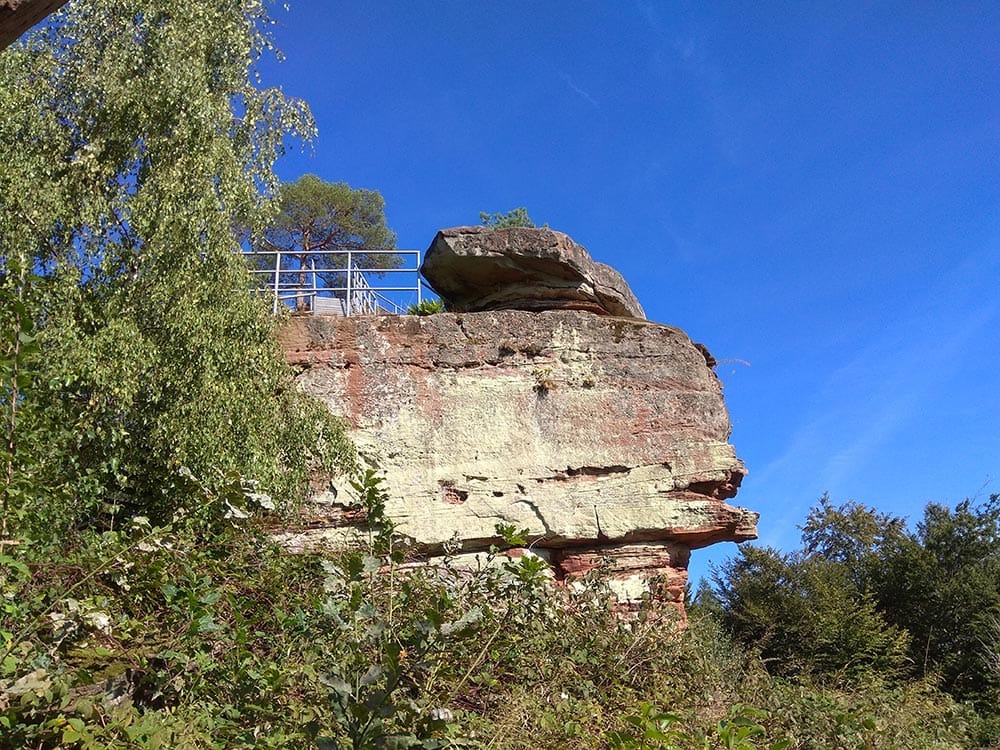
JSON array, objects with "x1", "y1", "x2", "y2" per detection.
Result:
[{"x1": 0, "y1": 474, "x2": 980, "y2": 748}]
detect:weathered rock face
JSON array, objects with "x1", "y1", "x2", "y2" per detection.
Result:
[
  {"x1": 277, "y1": 310, "x2": 757, "y2": 611},
  {"x1": 421, "y1": 226, "x2": 645, "y2": 319}
]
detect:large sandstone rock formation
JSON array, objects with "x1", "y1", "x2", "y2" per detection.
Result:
[
  {"x1": 278, "y1": 309, "x2": 758, "y2": 611},
  {"x1": 422, "y1": 226, "x2": 645, "y2": 319}
]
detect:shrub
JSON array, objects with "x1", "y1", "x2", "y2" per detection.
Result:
[
  {"x1": 479, "y1": 208, "x2": 539, "y2": 228},
  {"x1": 1, "y1": 482, "x2": 979, "y2": 748},
  {"x1": 406, "y1": 299, "x2": 446, "y2": 315}
]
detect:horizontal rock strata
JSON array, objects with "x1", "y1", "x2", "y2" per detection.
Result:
[{"x1": 277, "y1": 310, "x2": 757, "y2": 611}]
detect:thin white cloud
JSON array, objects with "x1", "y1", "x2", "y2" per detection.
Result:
[
  {"x1": 745, "y1": 295, "x2": 998, "y2": 550},
  {"x1": 817, "y1": 302, "x2": 996, "y2": 489},
  {"x1": 558, "y1": 70, "x2": 600, "y2": 109},
  {"x1": 642, "y1": 21, "x2": 748, "y2": 163}
]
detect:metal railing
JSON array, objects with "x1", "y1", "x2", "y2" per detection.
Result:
[{"x1": 243, "y1": 247, "x2": 423, "y2": 316}]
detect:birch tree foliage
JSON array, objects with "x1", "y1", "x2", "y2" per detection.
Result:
[{"x1": 0, "y1": 0, "x2": 352, "y2": 537}]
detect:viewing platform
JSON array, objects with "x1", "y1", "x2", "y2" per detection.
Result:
[{"x1": 242, "y1": 246, "x2": 425, "y2": 316}]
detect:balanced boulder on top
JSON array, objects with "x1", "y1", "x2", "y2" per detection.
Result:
[{"x1": 421, "y1": 226, "x2": 645, "y2": 319}]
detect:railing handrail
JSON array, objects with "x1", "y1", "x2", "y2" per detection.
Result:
[{"x1": 249, "y1": 247, "x2": 406, "y2": 255}]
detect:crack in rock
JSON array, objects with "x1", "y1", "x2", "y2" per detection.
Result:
[{"x1": 516, "y1": 496, "x2": 553, "y2": 538}]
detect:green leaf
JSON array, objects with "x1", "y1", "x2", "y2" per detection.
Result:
[
  {"x1": 322, "y1": 674, "x2": 351, "y2": 696},
  {"x1": 196, "y1": 614, "x2": 222, "y2": 633},
  {"x1": 360, "y1": 664, "x2": 383, "y2": 687},
  {"x1": 0, "y1": 555, "x2": 30, "y2": 577}
]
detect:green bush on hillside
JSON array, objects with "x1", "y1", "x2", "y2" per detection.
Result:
[{"x1": 709, "y1": 494, "x2": 1000, "y2": 743}]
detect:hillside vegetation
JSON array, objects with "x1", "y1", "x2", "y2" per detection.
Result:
[{"x1": 1, "y1": 2, "x2": 997, "y2": 748}]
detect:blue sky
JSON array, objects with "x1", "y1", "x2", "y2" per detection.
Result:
[{"x1": 258, "y1": 1, "x2": 1000, "y2": 583}]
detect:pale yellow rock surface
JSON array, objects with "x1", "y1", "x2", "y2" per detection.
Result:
[{"x1": 279, "y1": 309, "x2": 758, "y2": 608}]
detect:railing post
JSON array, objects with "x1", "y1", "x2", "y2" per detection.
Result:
[
  {"x1": 417, "y1": 250, "x2": 422, "y2": 306},
  {"x1": 310, "y1": 259, "x2": 316, "y2": 315},
  {"x1": 272, "y1": 249, "x2": 280, "y2": 315},
  {"x1": 345, "y1": 250, "x2": 352, "y2": 316}
]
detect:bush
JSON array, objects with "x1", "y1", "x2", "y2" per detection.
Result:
[
  {"x1": 406, "y1": 299, "x2": 445, "y2": 315},
  {"x1": 712, "y1": 546, "x2": 910, "y2": 680},
  {"x1": 1, "y1": 480, "x2": 979, "y2": 749},
  {"x1": 479, "y1": 208, "x2": 539, "y2": 228}
]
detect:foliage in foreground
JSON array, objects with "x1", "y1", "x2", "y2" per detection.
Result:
[
  {"x1": 0, "y1": 477, "x2": 978, "y2": 749},
  {"x1": 0, "y1": 0, "x2": 353, "y2": 544}
]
